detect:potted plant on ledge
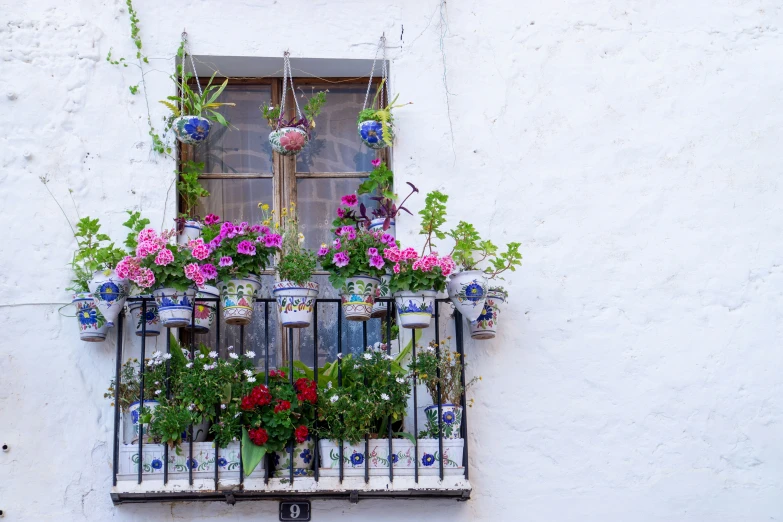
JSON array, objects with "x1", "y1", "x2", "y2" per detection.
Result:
[
  {"x1": 161, "y1": 71, "x2": 236, "y2": 145},
  {"x1": 270, "y1": 204, "x2": 320, "y2": 328}
]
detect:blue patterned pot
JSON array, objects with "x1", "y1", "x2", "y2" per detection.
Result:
[
  {"x1": 370, "y1": 273, "x2": 392, "y2": 319},
  {"x1": 218, "y1": 275, "x2": 261, "y2": 326},
  {"x1": 424, "y1": 404, "x2": 462, "y2": 440},
  {"x1": 125, "y1": 400, "x2": 159, "y2": 444},
  {"x1": 393, "y1": 289, "x2": 437, "y2": 329},
  {"x1": 340, "y1": 275, "x2": 381, "y2": 322},
  {"x1": 173, "y1": 115, "x2": 211, "y2": 144},
  {"x1": 73, "y1": 292, "x2": 109, "y2": 342},
  {"x1": 272, "y1": 281, "x2": 319, "y2": 328},
  {"x1": 446, "y1": 270, "x2": 488, "y2": 322},
  {"x1": 273, "y1": 437, "x2": 315, "y2": 477},
  {"x1": 88, "y1": 270, "x2": 130, "y2": 328},
  {"x1": 269, "y1": 127, "x2": 309, "y2": 156},
  {"x1": 177, "y1": 220, "x2": 203, "y2": 245},
  {"x1": 470, "y1": 288, "x2": 506, "y2": 340},
  {"x1": 191, "y1": 285, "x2": 219, "y2": 333},
  {"x1": 152, "y1": 287, "x2": 196, "y2": 328},
  {"x1": 128, "y1": 298, "x2": 161, "y2": 337},
  {"x1": 368, "y1": 217, "x2": 395, "y2": 238},
  {"x1": 358, "y1": 120, "x2": 393, "y2": 149}
]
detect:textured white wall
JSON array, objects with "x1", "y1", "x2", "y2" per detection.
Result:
[{"x1": 1, "y1": 0, "x2": 783, "y2": 520}]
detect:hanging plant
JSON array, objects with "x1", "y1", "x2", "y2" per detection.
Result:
[
  {"x1": 174, "y1": 160, "x2": 210, "y2": 245},
  {"x1": 260, "y1": 52, "x2": 327, "y2": 156}
]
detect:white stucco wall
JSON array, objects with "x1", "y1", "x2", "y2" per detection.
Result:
[{"x1": 2, "y1": 0, "x2": 783, "y2": 520}]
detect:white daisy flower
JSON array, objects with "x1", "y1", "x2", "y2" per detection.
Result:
[
  {"x1": 229, "y1": 353, "x2": 239, "y2": 360},
  {"x1": 227, "y1": 345, "x2": 234, "y2": 351},
  {"x1": 380, "y1": 393, "x2": 390, "y2": 400},
  {"x1": 396, "y1": 377, "x2": 405, "y2": 384},
  {"x1": 162, "y1": 353, "x2": 172, "y2": 360},
  {"x1": 204, "y1": 364, "x2": 212, "y2": 370},
  {"x1": 246, "y1": 351, "x2": 256, "y2": 358},
  {"x1": 198, "y1": 353, "x2": 205, "y2": 359},
  {"x1": 185, "y1": 362, "x2": 194, "y2": 369},
  {"x1": 188, "y1": 404, "x2": 196, "y2": 411},
  {"x1": 220, "y1": 404, "x2": 227, "y2": 410},
  {"x1": 330, "y1": 395, "x2": 339, "y2": 403},
  {"x1": 154, "y1": 389, "x2": 162, "y2": 395},
  {"x1": 152, "y1": 351, "x2": 162, "y2": 358},
  {"x1": 247, "y1": 376, "x2": 256, "y2": 383},
  {"x1": 353, "y1": 364, "x2": 360, "y2": 369},
  {"x1": 327, "y1": 381, "x2": 333, "y2": 389},
  {"x1": 363, "y1": 353, "x2": 372, "y2": 360},
  {"x1": 243, "y1": 369, "x2": 254, "y2": 377},
  {"x1": 209, "y1": 351, "x2": 218, "y2": 359}
]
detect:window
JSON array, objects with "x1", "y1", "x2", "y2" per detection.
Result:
[{"x1": 181, "y1": 76, "x2": 389, "y2": 367}]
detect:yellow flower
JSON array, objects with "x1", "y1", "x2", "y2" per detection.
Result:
[
  {"x1": 281, "y1": 208, "x2": 288, "y2": 216},
  {"x1": 263, "y1": 220, "x2": 270, "y2": 226},
  {"x1": 261, "y1": 203, "x2": 269, "y2": 211}
]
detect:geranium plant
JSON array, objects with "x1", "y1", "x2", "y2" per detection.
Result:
[
  {"x1": 447, "y1": 221, "x2": 523, "y2": 279},
  {"x1": 382, "y1": 246, "x2": 454, "y2": 293},
  {"x1": 71, "y1": 217, "x2": 126, "y2": 287},
  {"x1": 200, "y1": 215, "x2": 282, "y2": 283},
  {"x1": 316, "y1": 348, "x2": 410, "y2": 444},
  {"x1": 317, "y1": 225, "x2": 395, "y2": 289},
  {"x1": 240, "y1": 370, "x2": 318, "y2": 475}
]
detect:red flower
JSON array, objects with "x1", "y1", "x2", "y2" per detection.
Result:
[
  {"x1": 249, "y1": 385, "x2": 271, "y2": 407},
  {"x1": 295, "y1": 425, "x2": 309, "y2": 444},
  {"x1": 240, "y1": 396, "x2": 256, "y2": 411},
  {"x1": 279, "y1": 130, "x2": 305, "y2": 151},
  {"x1": 248, "y1": 427, "x2": 268, "y2": 446},
  {"x1": 269, "y1": 369, "x2": 287, "y2": 379},
  {"x1": 274, "y1": 400, "x2": 291, "y2": 413}
]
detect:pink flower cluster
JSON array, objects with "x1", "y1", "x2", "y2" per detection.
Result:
[
  {"x1": 383, "y1": 247, "x2": 455, "y2": 277},
  {"x1": 335, "y1": 225, "x2": 357, "y2": 240},
  {"x1": 340, "y1": 194, "x2": 358, "y2": 207},
  {"x1": 184, "y1": 262, "x2": 205, "y2": 287},
  {"x1": 189, "y1": 238, "x2": 211, "y2": 260},
  {"x1": 237, "y1": 240, "x2": 256, "y2": 255},
  {"x1": 333, "y1": 251, "x2": 350, "y2": 267},
  {"x1": 204, "y1": 214, "x2": 220, "y2": 225}
]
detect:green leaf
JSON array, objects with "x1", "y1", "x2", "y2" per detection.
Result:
[{"x1": 241, "y1": 428, "x2": 267, "y2": 476}]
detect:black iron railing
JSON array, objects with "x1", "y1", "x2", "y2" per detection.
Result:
[{"x1": 111, "y1": 295, "x2": 470, "y2": 503}]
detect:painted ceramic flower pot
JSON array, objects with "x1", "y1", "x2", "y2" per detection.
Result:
[
  {"x1": 370, "y1": 273, "x2": 392, "y2": 318},
  {"x1": 317, "y1": 439, "x2": 465, "y2": 475},
  {"x1": 272, "y1": 281, "x2": 319, "y2": 328},
  {"x1": 181, "y1": 418, "x2": 210, "y2": 443},
  {"x1": 88, "y1": 270, "x2": 130, "y2": 328},
  {"x1": 152, "y1": 287, "x2": 196, "y2": 328},
  {"x1": 273, "y1": 436, "x2": 316, "y2": 477},
  {"x1": 128, "y1": 299, "x2": 161, "y2": 337},
  {"x1": 358, "y1": 120, "x2": 393, "y2": 149},
  {"x1": 218, "y1": 275, "x2": 261, "y2": 326},
  {"x1": 393, "y1": 289, "x2": 437, "y2": 329},
  {"x1": 469, "y1": 288, "x2": 507, "y2": 340},
  {"x1": 191, "y1": 285, "x2": 219, "y2": 333},
  {"x1": 73, "y1": 292, "x2": 109, "y2": 342},
  {"x1": 340, "y1": 275, "x2": 381, "y2": 322},
  {"x1": 124, "y1": 400, "x2": 159, "y2": 444},
  {"x1": 318, "y1": 440, "x2": 367, "y2": 469},
  {"x1": 269, "y1": 127, "x2": 308, "y2": 156},
  {"x1": 446, "y1": 270, "x2": 488, "y2": 322},
  {"x1": 368, "y1": 217, "x2": 396, "y2": 238},
  {"x1": 424, "y1": 404, "x2": 463, "y2": 440},
  {"x1": 173, "y1": 115, "x2": 211, "y2": 144},
  {"x1": 177, "y1": 220, "x2": 203, "y2": 245}
]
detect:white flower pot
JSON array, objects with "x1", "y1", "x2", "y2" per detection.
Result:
[
  {"x1": 393, "y1": 289, "x2": 437, "y2": 329},
  {"x1": 269, "y1": 127, "x2": 309, "y2": 156},
  {"x1": 368, "y1": 217, "x2": 396, "y2": 238},
  {"x1": 318, "y1": 438, "x2": 464, "y2": 473},
  {"x1": 370, "y1": 273, "x2": 392, "y2": 318},
  {"x1": 177, "y1": 220, "x2": 203, "y2": 245},
  {"x1": 272, "y1": 281, "x2": 318, "y2": 328},
  {"x1": 191, "y1": 285, "x2": 219, "y2": 333},
  {"x1": 424, "y1": 404, "x2": 463, "y2": 439},
  {"x1": 116, "y1": 441, "x2": 266, "y2": 482},
  {"x1": 218, "y1": 275, "x2": 261, "y2": 326},
  {"x1": 128, "y1": 298, "x2": 161, "y2": 337},
  {"x1": 72, "y1": 292, "x2": 109, "y2": 342},
  {"x1": 124, "y1": 400, "x2": 159, "y2": 444},
  {"x1": 446, "y1": 270, "x2": 488, "y2": 322},
  {"x1": 88, "y1": 270, "x2": 129, "y2": 328},
  {"x1": 469, "y1": 288, "x2": 507, "y2": 340},
  {"x1": 173, "y1": 115, "x2": 211, "y2": 144},
  {"x1": 152, "y1": 287, "x2": 197, "y2": 328},
  {"x1": 272, "y1": 436, "x2": 316, "y2": 477},
  {"x1": 340, "y1": 275, "x2": 381, "y2": 322}
]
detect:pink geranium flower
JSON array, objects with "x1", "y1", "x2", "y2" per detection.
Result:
[
  {"x1": 137, "y1": 228, "x2": 158, "y2": 242},
  {"x1": 340, "y1": 194, "x2": 358, "y2": 206},
  {"x1": 333, "y1": 252, "x2": 350, "y2": 268},
  {"x1": 336, "y1": 208, "x2": 346, "y2": 218},
  {"x1": 154, "y1": 248, "x2": 174, "y2": 266},
  {"x1": 219, "y1": 256, "x2": 233, "y2": 267},
  {"x1": 200, "y1": 263, "x2": 218, "y2": 280},
  {"x1": 369, "y1": 255, "x2": 385, "y2": 270},
  {"x1": 317, "y1": 246, "x2": 329, "y2": 257},
  {"x1": 332, "y1": 238, "x2": 341, "y2": 250},
  {"x1": 237, "y1": 240, "x2": 257, "y2": 255},
  {"x1": 135, "y1": 267, "x2": 156, "y2": 289},
  {"x1": 367, "y1": 247, "x2": 378, "y2": 257},
  {"x1": 371, "y1": 158, "x2": 381, "y2": 167},
  {"x1": 393, "y1": 263, "x2": 401, "y2": 274},
  {"x1": 204, "y1": 214, "x2": 220, "y2": 225},
  {"x1": 264, "y1": 234, "x2": 283, "y2": 248}
]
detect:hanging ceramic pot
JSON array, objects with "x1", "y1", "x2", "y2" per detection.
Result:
[
  {"x1": 269, "y1": 127, "x2": 308, "y2": 156},
  {"x1": 370, "y1": 273, "x2": 392, "y2": 319},
  {"x1": 191, "y1": 285, "x2": 219, "y2": 333},
  {"x1": 358, "y1": 120, "x2": 392, "y2": 149},
  {"x1": 88, "y1": 270, "x2": 130, "y2": 328},
  {"x1": 177, "y1": 220, "x2": 203, "y2": 245},
  {"x1": 218, "y1": 275, "x2": 261, "y2": 326},
  {"x1": 272, "y1": 281, "x2": 319, "y2": 328},
  {"x1": 173, "y1": 115, "x2": 211, "y2": 144},
  {"x1": 73, "y1": 292, "x2": 109, "y2": 342},
  {"x1": 393, "y1": 289, "x2": 437, "y2": 329},
  {"x1": 128, "y1": 298, "x2": 161, "y2": 337},
  {"x1": 469, "y1": 288, "x2": 507, "y2": 340},
  {"x1": 368, "y1": 217, "x2": 396, "y2": 238},
  {"x1": 446, "y1": 270, "x2": 488, "y2": 322},
  {"x1": 152, "y1": 287, "x2": 196, "y2": 328},
  {"x1": 340, "y1": 275, "x2": 381, "y2": 322}
]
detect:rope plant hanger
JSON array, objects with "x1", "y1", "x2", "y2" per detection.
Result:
[
  {"x1": 262, "y1": 51, "x2": 328, "y2": 157},
  {"x1": 167, "y1": 30, "x2": 234, "y2": 145},
  {"x1": 357, "y1": 34, "x2": 407, "y2": 150}
]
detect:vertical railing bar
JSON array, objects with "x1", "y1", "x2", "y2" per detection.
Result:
[
  {"x1": 412, "y1": 328, "x2": 419, "y2": 484},
  {"x1": 240, "y1": 323, "x2": 246, "y2": 485},
  {"x1": 188, "y1": 299, "x2": 196, "y2": 487},
  {"x1": 289, "y1": 328, "x2": 295, "y2": 485},
  {"x1": 137, "y1": 300, "x2": 147, "y2": 485},
  {"x1": 454, "y1": 310, "x2": 469, "y2": 480},
  {"x1": 214, "y1": 295, "x2": 220, "y2": 488},
  {"x1": 337, "y1": 304, "x2": 343, "y2": 484},
  {"x1": 313, "y1": 303, "x2": 319, "y2": 482},
  {"x1": 387, "y1": 300, "x2": 394, "y2": 482},
  {"x1": 263, "y1": 303, "x2": 269, "y2": 485},
  {"x1": 112, "y1": 311, "x2": 123, "y2": 486},
  {"x1": 434, "y1": 301, "x2": 444, "y2": 481},
  {"x1": 363, "y1": 320, "x2": 369, "y2": 485},
  {"x1": 164, "y1": 324, "x2": 170, "y2": 485}
]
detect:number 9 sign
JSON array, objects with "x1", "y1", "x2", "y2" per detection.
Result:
[{"x1": 279, "y1": 501, "x2": 311, "y2": 521}]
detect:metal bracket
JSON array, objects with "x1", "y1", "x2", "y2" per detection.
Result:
[
  {"x1": 224, "y1": 493, "x2": 236, "y2": 506},
  {"x1": 349, "y1": 490, "x2": 359, "y2": 504}
]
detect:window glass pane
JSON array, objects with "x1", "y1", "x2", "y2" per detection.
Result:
[
  {"x1": 295, "y1": 84, "x2": 375, "y2": 173},
  {"x1": 196, "y1": 178, "x2": 273, "y2": 223},
  {"x1": 296, "y1": 178, "x2": 375, "y2": 253},
  {"x1": 194, "y1": 85, "x2": 273, "y2": 174}
]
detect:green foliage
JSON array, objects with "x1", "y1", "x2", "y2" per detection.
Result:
[
  {"x1": 177, "y1": 161, "x2": 209, "y2": 219},
  {"x1": 161, "y1": 71, "x2": 235, "y2": 126},
  {"x1": 409, "y1": 339, "x2": 480, "y2": 406},
  {"x1": 72, "y1": 217, "x2": 126, "y2": 278},
  {"x1": 277, "y1": 250, "x2": 317, "y2": 286},
  {"x1": 418, "y1": 191, "x2": 449, "y2": 253},
  {"x1": 487, "y1": 242, "x2": 523, "y2": 278},
  {"x1": 447, "y1": 221, "x2": 523, "y2": 278},
  {"x1": 122, "y1": 210, "x2": 150, "y2": 252},
  {"x1": 128, "y1": 84, "x2": 139, "y2": 95},
  {"x1": 316, "y1": 350, "x2": 410, "y2": 444},
  {"x1": 125, "y1": 0, "x2": 148, "y2": 62},
  {"x1": 269, "y1": 204, "x2": 317, "y2": 285},
  {"x1": 356, "y1": 80, "x2": 410, "y2": 147},
  {"x1": 319, "y1": 229, "x2": 389, "y2": 289},
  {"x1": 260, "y1": 90, "x2": 328, "y2": 129},
  {"x1": 303, "y1": 91, "x2": 328, "y2": 123},
  {"x1": 106, "y1": 48, "x2": 127, "y2": 67},
  {"x1": 104, "y1": 356, "x2": 168, "y2": 413},
  {"x1": 357, "y1": 161, "x2": 394, "y2": 200}
]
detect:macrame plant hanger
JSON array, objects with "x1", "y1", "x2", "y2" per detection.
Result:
[
  {"x1": 277, "y1": 51, "x2": 304, "y2": 130},
  {"x1": 180, "y1": 31, "x2": 203, "y2": 116},
  {"x1": 362, "y1": 34, "x2": 389, "y2": 113}
]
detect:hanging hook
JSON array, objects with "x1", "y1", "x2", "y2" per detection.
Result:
[{"x1": 181, "y1": 29, "x2": 188, "y2": 42}]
